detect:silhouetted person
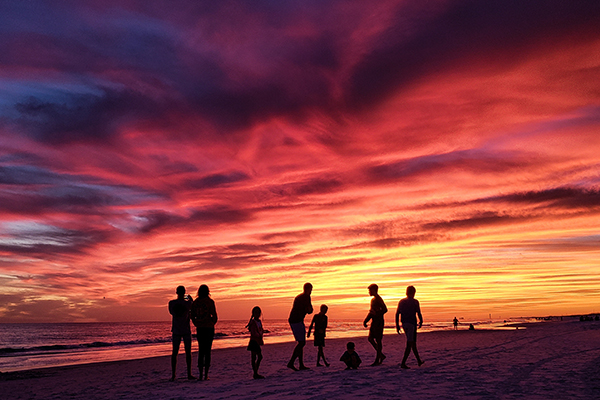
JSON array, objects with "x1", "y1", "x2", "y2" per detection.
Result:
[
  {"x1": 191, "y1": 284, "x2": 218, "y2": 380},
  {"x1": 308, "y1": 304, "x2": 329, "y2": 367},
  {"x1": 168, "y1": 285, "x2": 195, "y2": 381},
  {"x1": 469, "y1": 323, "x2": 475, "y2": 330},
  {"x1": 246, "y1": 306, "x2": 265, "y2": 379},
  {"x1": 453, "y1": 317, "x2": 459, "y2": 330},
  {"x1": 395, "y1": 285, "x2": 424, "y2": 369},
  {"x1": 340, "y1": 342, "x2": 362, "y2": 369},
  {"x1": 287, "y1": 282, "x2": 313, "y2": 371},
  {"x1": 363, "y1": 284, "x2": 387, "y2": 366}
]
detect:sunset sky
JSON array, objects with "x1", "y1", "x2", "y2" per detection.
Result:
[{"x1": 1, "y1": 0, "x2": 600, "y2": 323}]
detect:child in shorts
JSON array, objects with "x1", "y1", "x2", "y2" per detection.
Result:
[{"x1": 308, "y1": 304, "x2": 330, "y2": 367}]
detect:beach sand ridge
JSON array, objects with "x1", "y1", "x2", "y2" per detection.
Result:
[{"x1": 2, "y1": 320, "x2": 599, "y2": 399}]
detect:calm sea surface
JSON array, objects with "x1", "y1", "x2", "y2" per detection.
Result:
[{"x1": 0, "y1": 319, "x2": 527, "y2": 372}]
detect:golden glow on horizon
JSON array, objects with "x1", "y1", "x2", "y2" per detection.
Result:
[{"x1": 1, "y1": 1, "x2": 600, "y2": 323}]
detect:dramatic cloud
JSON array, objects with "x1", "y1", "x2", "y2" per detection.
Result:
[{"x1": 1, "y1": 0, "x2": 600, "y2": 322}]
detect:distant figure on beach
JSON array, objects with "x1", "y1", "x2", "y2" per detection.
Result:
[
  {"x1": 453, "y1": 317, "x2": 459, "y2": 330},
  {"x1": 395, "y1": 285, "x2": 424, "y2": 369},
  {"x1": 308, "y1": 304, "x2": 330, "y2": 367},
  {"x1": 340, "y1": 341, "x2": 362, "y2": 369},
  {"x1": 168, "y1": 285, "x2": 195, "y2": 381},
  {"x1": 191, "y1": 284, "x2": 218, "y2": 380},
  {"x1": 246, "y1": 306, "x2": 265, "y2": 379},
  {"x1": 363, "y1": 284, "x2": 388, "y2": 366},
  {"x1": 469, "y1": 323, "x2": 475, "y2": 330},
  {"x1": 287, "y1": 282, "x2": 314, "y2": 371}
]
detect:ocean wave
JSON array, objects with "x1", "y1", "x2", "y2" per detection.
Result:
[
  {"x1": 0, "y1": 333, "x2": 245, "y2": 357},
  {"x1": 0, "y1": 337, "x2": 173, "y2": 356}
]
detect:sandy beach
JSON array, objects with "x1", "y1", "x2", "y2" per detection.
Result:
[{"x1": 2, "y1": 320, "x2": 599, "y2": 399}]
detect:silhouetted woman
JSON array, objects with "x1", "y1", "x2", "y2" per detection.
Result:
[{"x1": 191, "y1": 284, "x2": 218, "y2": 380}]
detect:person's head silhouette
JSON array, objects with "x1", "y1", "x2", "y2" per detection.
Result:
[
  {"x1": 303, "y1": 282, "x2": 313, "y2": 295},
  {"x1": 197, "y1": 284, "x2": 210, "y2": 298},
  {"x1": 406, "y1": 285, "x2": 416, "y2": 298},
  {"x1": 368, "y1": 284, "x2": 378, "y2": 296}
]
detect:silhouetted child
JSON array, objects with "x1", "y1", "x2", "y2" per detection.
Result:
[
  {"x1": 340, "y1": 342, "x2": 361, "y2": 369},
  {"x1": 308, "y1": 304, "x2": 330, "y2": 367},
  {"x1": 246, "y1": 306, "x2": 265, "y2": 379}
]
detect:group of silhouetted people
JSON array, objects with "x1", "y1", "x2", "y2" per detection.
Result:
[
  {"x1": 168, "y1": 282, "x2": 425, "y2": 381},
  {"x1": 168, "y1": 284, "x2": 217, "y2": 381}
]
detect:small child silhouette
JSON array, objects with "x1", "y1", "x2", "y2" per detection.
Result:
[
  {"x1": 246, "y1": 306, "x2": 265, "y2": 379},
  {"x1": 340, "y1": 342, "x2": 361, "y2": 369},
  {"x1": 308, "y1": 304, "x2": 330, "y2": 367}
]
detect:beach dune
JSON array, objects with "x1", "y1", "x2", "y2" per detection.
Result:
[{"x1": 2, "y1": 320, "x2": 599, "y2": 399}]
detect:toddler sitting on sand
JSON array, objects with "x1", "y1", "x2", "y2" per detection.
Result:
[{"x1": 340, "y1": 342, "x2": 361, "y2": 369}]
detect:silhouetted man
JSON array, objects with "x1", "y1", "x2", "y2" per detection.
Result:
[
  {"x1": 395, "y1": 285, "x2": 424, "y2": 369},
  {"x1": 287, "y1": 282, "x2": 313, "y2": 371},
  {"x1": 169, "y1": 285, "x2": 195, "y2": 381},
  {"x1": 363, "y1": 283, "x2": 387, "y2": 365}
]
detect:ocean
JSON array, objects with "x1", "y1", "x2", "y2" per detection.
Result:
[{"x1": 0, "y1": 318, "x2": 528, "y2": 372}]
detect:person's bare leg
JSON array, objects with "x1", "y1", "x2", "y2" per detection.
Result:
[
  {"x1": 317, "y1": 346, "x2": 326, "y2": 367},
  {"x1": 170, "y1": 353, "x2": 177, "y2": 381},
  {"x1": 377, "y1": 338, "x2": 386, "y2": 364},
  {"x1": 186, "y1": 351, "x2": 194, "y2": 379},
  {"x1": 368, "y1": 337, "x2": 380, "y2": 365},
  {"x1": 170, "y1": 340, "x2": 179, "y2": 381},
  {"x1": 317, "y1": 346, "x2": 329, "y2": 366},
  {"x1": 401, "y1": 343, "x2": 411, "y2": 369},
  {"x1": 253, "y1": 351, "x2": 264, "y2": 379},
  {"x1": 412, "y1": 343, "x2": 424, "y2": 366},
  {"x1": 257, "y1": 352, "x2": 262, "y2": 371},
  {"x1": 298, "y1": 341, "x2": 309, "y2": 370},
  {"x1": 184, "y1": 339, "x2": 195, "y2": 380},
  {"x1": 287, "y1": 342, "x2": 301, "y2": 370},
  {"x1": 322, "y1": 346, "x2": 329, "y2": 367}
]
